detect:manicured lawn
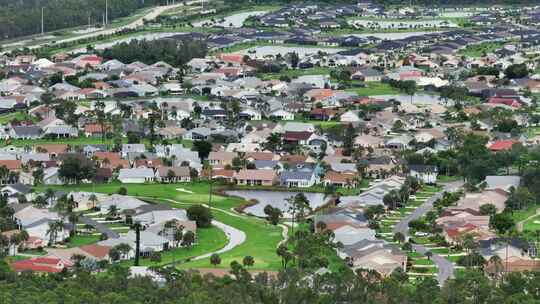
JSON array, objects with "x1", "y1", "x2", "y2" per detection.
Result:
[
  {"x1": 437, "y1": 175, "x2": 461, "y2": 183},
  {"x1": 18, "y1": 249, "x2": 47, "y2": 256},
  {"x1": 119, "y1": 226, "x2": 227, "y2": 267},
  {"x1": 513, "y1": 205, "x2": 540, "y2": 223},
  {"x1": 411, "y1": 258, "x2": 435, "y2": 266},
  {"x1": 430, "y1": 248, "x2": 450, "y2": 254},
  {"x1": 0, "y1": 111, "x2": 36, "y2": 124},
  {"x1": 177, "y1": 206, "x2": 283, "y2": 270},
  {"x1": 260, "y1": 67, "x2": 333, "y2": 80},
  {"x1": 457, "y1": 41, "x2": 505, "y2": 58},
  {"x1": 2, "y1": 137, "x2": 117, "y2": 148},
  {"x1": 523, "y1": 214, "x2": 540, "y2": 232},
  {"x1": 346, "y1": 81, "x2": 400, "y2": 96},
  {"x1": 40, "y1": 182, "x2": 285, "y2": 270},
  {"x1": 411, "y1": 237, "x2": 432, "y2": 245},
  {"x1": 4, "y1": 256, "x2": 31, "y2": 263},
  {"x1": 248, "y1": 119, "x2": 347, "y2": 132},
  {"x1": 228, "y1": 182, "x2": 366, "y2": 196},
  {"x1": 447, "y1": 255, "x2": 462, "y2": 263},
  {"x1": 408, "y1": 266, "x2": 437, "y2": 274},
  {"x1": 66, "y1": 234, "x2": 100, "y2": 248}
]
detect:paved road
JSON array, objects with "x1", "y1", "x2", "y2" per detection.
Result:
[
  {"x1": 79, "y1": 215, "x2": 120, "y2": 239},
  {"x1": 192, "y1": 220, "x2": 246, "y2": 261},
  {"x1": 23, "y1": 1, "x2": 202, "y2": 51},
  {"x1": 392, "y1": 181, "x2": 463, "y2": 285}
]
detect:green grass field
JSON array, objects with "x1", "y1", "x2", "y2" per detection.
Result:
[
  {"x1": 346, "y1": 82, "x2": 400, "y2": 96},
  {"x1": 119, "y1": 226, "x2": 227, "y2": 267},
  {"x1": 39, "y1": 182, "x2": 285, "y2": 270},
  {"x1": 66, "y1": 234, "x2": 101, "y2": 248},
  {"x1": 457, "y1": 41, "x2": 505, "y2": 58},
  {"x1": 522, "y1": 214, "x2": 540, "y2": 232},
  {"x1": 0, "y1": 111, "x2": 36, "y2": 124},
  {"x1": 260, "y1": 67, "x2": 333, "y2": 80}
]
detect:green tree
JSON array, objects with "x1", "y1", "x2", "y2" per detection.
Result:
[
  {"x1": 342, "y1": 123, "x2": 355, "y2": 156},
  {"x1": 210, "y1": 253, "x2": 221, "y2": 266},
  {"x1": 192, "y1": 140, "x2": 213, "y2": 160},
  {"x1": 504, "y1": 63, "x2": 528, "y2": 79},
  {"x1": 479, "y1": 203, "x2": 497, "y2": 216},
  {"x1": 242, "y1": 255, "x2": 255, "y2": 268},
  {"x1": 187, "y1": 205, "x2": 213, "y2": 228}
]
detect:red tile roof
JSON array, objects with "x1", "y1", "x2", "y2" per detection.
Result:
[
  {"x1": 284, "y1": 131, "x2": 312, "y2": 141},
  {"x1": 80, "y1": 244, "x2": 110, "y2": 260},
  {"x1": 10, "y1": 256, "x2": 73, "y2": 273},
  {"x1": 488, "y1": 97, "x2": 522, "y2": 108},
  {"x1": 84, "y1": 123, "x2": 109, "y2": 133},
  {"x1": 218, "y1": 54, "x2": 244, "y2": 64},
  {"x1": 489, "y1": 139, "x2": 520, "y2": 151},
  {"x1": 0, "y1": 160, "x2": 22, "y2": 170}
]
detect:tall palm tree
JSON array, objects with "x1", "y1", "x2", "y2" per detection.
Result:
[
  {"x1": 88, "y1": 194, "x2": 98, "y2": 209},
  {"x1": 68, "y1": 213, "x2": 79, "y2": 237},
  {"x1": 46, "y1": 220, "x2": 65, "y2": 246},
  {"x1": 488, "y1": 255, "x2": 504, "y2": 282},
  {"x1": 108, "y1": 205, "x2": 119, "y2": 218},
  {"x1": 0, "y1": 165, "x2": 9, "y2": 184},
  {"x1": 44, "y1": 188, "x2": 55, "y2": 207},
  {"x1": 132, "y1": 222, "x2": 142, "y2": 266}
]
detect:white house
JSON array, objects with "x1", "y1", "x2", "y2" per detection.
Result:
[
  {"x1": 409, "y1": 165, "x2": 438, "y2": 184},
  {"x1": 269, "y1": 109, "x2": 295, "y2": 121},
  {"x1": 118, "y1": 168, "x2": 156, "y2": 184}
]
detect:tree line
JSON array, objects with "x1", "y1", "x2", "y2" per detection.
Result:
[
  {"x1": 0, "y1": 0, "x2": 165, "y2": 40},
  {"x1": 101, "y1": 38, "x2": 208, "y2": 67},
  {"x1": 0, "y1": 261, "x2": 540, "y2": 303}
]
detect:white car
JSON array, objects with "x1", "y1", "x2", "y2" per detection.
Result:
[{"x1": 415, "y1": 232, "x2": 429, "y2": 237}]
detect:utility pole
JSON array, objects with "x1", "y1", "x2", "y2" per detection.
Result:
[
  {"x1": 105, "y1": 0, "x2": 109, "y2": 26},
  {"x1": 41, "y1": 7, "x2": 44, "y2": 35}
]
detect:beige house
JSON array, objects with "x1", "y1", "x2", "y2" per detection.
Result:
[{"x1": 234, "y1": 169, "x2": 276, "y2": 186}]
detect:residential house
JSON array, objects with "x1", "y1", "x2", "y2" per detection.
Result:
[
  {"x1": 208, "y1": 151, "x2": 237, "y2": 168},
  {"x1": 323, "y1": 171, "x2": 359, "y2": 188},
  {"x1": 280, "y1": 169, "x2": 318, "y2": 188},
  {"x1": 409, "y1": 165, "x2": 438, "y2": 184},
  {"x1": 156, "y1": 167, "x2": 191, "y2": 183},
  {"x1": 235, "y1": 169, "x2": 276, "y2": 186},
  {"x1": 118, "y1": 168, "x2": 157, "y2": 184}
]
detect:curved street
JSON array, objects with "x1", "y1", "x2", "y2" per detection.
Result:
[
  {"x1": 191, "y1": 220, "x2": 246, "y2": 261},
  {"x1": 23, "y1": 1, "x2": 203, "y2": 51},
  {"x1": 392, "y1": 181, "x2": 463, "y2": 285}
]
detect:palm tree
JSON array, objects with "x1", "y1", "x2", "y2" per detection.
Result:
[
  {"x1": 88, "y1": 194, "x2": 98, "y2": 209},
  {"x1": 393, "y1": 232, "x2": 406, "y2": 244},
  {"x1": 487, "y1": 255, "x2": 504, "y2": 281},
  {"x1": 32, "y1": 196, "x2": 48, "y2": 208},
  {"x1": 46, "y1": 220, "x2": 65, "y2": 246},
  {"x1": 68, "y1": 213, "x2": 79, "y2": 237},
  {"x1": 0, "y1": 165, "x2": 9, "y2": 184},
  {"x1": 44, "y1": 188, "x2": 55, "y2": 207},
  {"x1": 115, "y1": 243, "x2": 132, "y2": 260},
  {"x1": 132, "y1": 221, "x2": 142, "y2": 266},
  {"x1": 108, "y1": 205, "x2": 119, "y2": 218}
]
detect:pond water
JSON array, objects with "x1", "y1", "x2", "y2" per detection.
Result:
[
  {"x1": 349, "y1": 31, "x2": 443, "y2": 40},
  {"x1": 194, "y1": 11, "x2": 268, "y2": 28},
  {"x1": 225, "y1": 190, "x2": 331, "y2": 217},
  {"x1": 376, "y1": 93, "x2": 453, "y2": 105},
  {"x1": 349, "y1": 19, "x2": 458, "y2": 30},
  {"x1": 239, "y1": 45, "x2": 345, "y2": 59},
  {"x1": 225, "y1": 190, "x2": 367, "y2": 217},
  {"x1": 438, "y1": 11, "x2": 474, "y2": 18}
]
